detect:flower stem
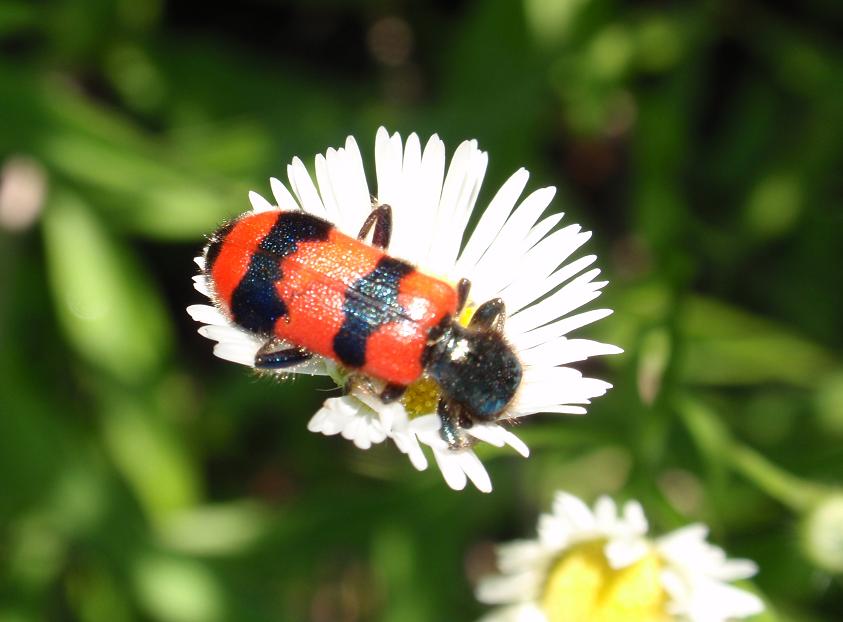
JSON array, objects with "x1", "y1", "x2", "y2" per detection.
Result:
[
  {"x1": 678, "y1": 396, "x2": 829, "y2": 513},
  {"x1": 727, "y1": 443, "x2": 829, "y2": 513}
]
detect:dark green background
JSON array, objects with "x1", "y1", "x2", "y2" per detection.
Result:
[{"x1": 1, "y1": 0, "x2": 841, "y2": 620}]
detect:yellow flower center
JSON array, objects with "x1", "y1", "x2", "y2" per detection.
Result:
[
  {"x1": 457, "y1": 302, "x2": 476, "y2": 328},
  {"x1": 401, "y1": 377, "x2": 441, "y2": 418},
  {"x1": 541, "y1": 542, "x2": 668, "y2": 622}
]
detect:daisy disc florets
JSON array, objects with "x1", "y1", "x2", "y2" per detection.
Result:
[
  {"x1": 187, "y1": 128, "x2": 621, "y2": 492},
  {"x1": 476, "y1": 491, "x2": 765, "y2": 622}
]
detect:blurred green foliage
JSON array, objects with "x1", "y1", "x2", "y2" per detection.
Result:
[{"x1": 1, "y1": 0, "x2": 842, "y2": 620}]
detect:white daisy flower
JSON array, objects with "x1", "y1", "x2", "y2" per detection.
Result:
[
  {"x1": 476, "y1": 491, "x2": 765, "y2": 622},
  {"x1": 187, "y1": 128, "x2": 620, "y2": 492}
]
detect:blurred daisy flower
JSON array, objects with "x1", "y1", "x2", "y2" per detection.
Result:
[
  {"x1": 476, "y1": 491, "x2": 765, "y2": 622},
  {"x1": 188, "y1": 128, "x2": 619, "y2": 492}
]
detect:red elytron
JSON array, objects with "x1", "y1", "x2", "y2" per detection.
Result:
[
  {"x1": 207, "y1": 208, "x2": 457, "y2": 385},
  {"x1": 202, "y1": 204, "x2": 522, "y2": 448}
]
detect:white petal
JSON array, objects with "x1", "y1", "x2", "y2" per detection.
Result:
[
  {"x1": 495, "y1": 540, "x2": 550, "y2": 574},
  {"x1": 340, "y1": 413, "x2": 363, "y2": 443},
  {"x1": 552, "y1": 492, "x2": 596, "y2": 532},
  {"x1": 432, "y1": 448, "x2": 468, "y2": 491},
  {"x1": 456, "y1": 449, "x2": 493, "y2": 493},
  {"x1": 314, "y1": 153, "x2": 342, "y2": 225},
  {"x1": 466, "y1": 424, "x2": 530, "y2": 458},
  {"x1": 353, "y1": 390, "x2": 405, "y2": 430},
  {"x1": 425, "y1": 139, "x2": 486, "y2": 274},
  {"x1": 307, "y1": 411, "x2": 333, "y2": 434},
  {"x1": 499, "y1": 229, "x2": 594, "y2": 315},
  {"x1": 375, "y1": 127, "x2": 403, "y2": 209},
  {"x1": 500, "y1": 429, "x2": 530, "y2": 457},
  {"x1": 658, "y1": 523, "x2": 710, "y2": 559},
  {"x1": 192, "y1": 274, "x2": 211, "y2": 297},
  {"x1": 522, "y1": 213, "x2": 563, "y2": 250},
  {"x1": 593, "y1": 495, "x2": 619, "y2": 528},
  {"x1": 464, "y1": 187, "x2": 556, "y2": 303},
  {"x1": 660, "y1": 568, "x2": 691, "y2": 611},
  {"x1": 213, "y1": 342, "x2": 259, "y2": 367},
  {"x1": 622, "y1": 500, "x2": 649, "y2": 535},
  {"x1": 710, "y1": 559, "x2": 759, "y2": 582},
  {"x1": 513, "y1": 224, "x2": 588, "y2": 283},
  {"x1": 439, "y1": 147, "x2": 488, "y2": 274},
  {"x1": 307, "y1": 409, "x2": 334, "y2": 434},
  {"x1": 388, "y1": 132, "x2": 429, "y2": 264},
  {"x1": 397, "y1": 134, "x2": 422, "y2": 213},
  {"x1": 341, "y1": 413, "x2": 385, "y2": 450},
  {"x1": 416, "y1": 133, "x2": 446, "y2": 249},
  {"x1": 270, "y1": 177, "x2": 301, "y2": 212},
  {"x1": 409, "y1": 413, "x2": 442, "y2": 435},
  {"x1": 308, "y1": 398, "x2": 356, "y2": 435},
  {"x1": 509, "y1": 309, "x2": 614, "y2": 351},
  {"x1": 506, "y1": 268, "x2": 607, "y2": 335},
  {"x1": 697, "y1": 581, "x2": 764, "y2": 620},
  {"x1": 604, "y1": 538, "x2": 650, "y2": 569},
  {"x1": 391, "y1": 429, "x2": 429, "y2": 471},
  {"x1": 513, "y1": 367, "x2": 613, "y2": 412},
  {"x1": 478, "y1": 602, "x2": 548, "y2": 622},
  {"x1": 508, "y1": 404, "x2": 588, "y2": 417},
  {"x1": 518, "y1": 338, "x2": 623, "y2": 367},
  {"x1": 476, "y1": 571, "x2": 544, "y2": 605},
  {"x1": 287, "y1": 157, "x2": 327, "y2": 218},
  {"x1": 537, "y1": 514, "x2": 573, "y2": 549},
  {"x1": 186, "y1": 304, "x2": 227, "y2": 326},
  {"x1": 509, "y1": 259, "x2": 600, "y2": 334},
  {"x1": 662, "y1": 571, "x2": 764, "y2": 622},
  {"x1": 327, "y1": 136, "x2": 371, "y2": 231},
  {"x1": 418, "y1": 424, "x2": 493, "y2": 493},
  {"x1": 198, "y1": 323, "x2": 254, "y2": 346},
  {"x1": 464, "y1": 423, "x2": 507, "y2": 448},
  {"x1": 248, "y1": 190, "x2": 275, "y2": 213},
  {"x1": 457, "y1": 168, "x2": 528, "y2": 273}
]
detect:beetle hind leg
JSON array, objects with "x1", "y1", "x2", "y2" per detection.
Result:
[
  {"x1": 254, "y1": 339, "x2": 313, "y2": 369},
  {"x1": 379, "y1": 382, "x2": 407, "y2": 403},
  {"x1": 358, "y1": 204, "x2": 392, "y2": 249}
]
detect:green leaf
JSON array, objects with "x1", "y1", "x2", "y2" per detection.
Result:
[{"x1": 42, "y1": 187, "x2": 172, "y2": 383}]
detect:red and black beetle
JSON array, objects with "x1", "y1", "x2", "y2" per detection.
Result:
[{"x1": 203, "y1": 205, "x2": 522, "y2": 447}]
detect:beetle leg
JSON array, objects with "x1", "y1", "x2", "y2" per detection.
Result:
[
  {"x1": 254, "y1": 341, "x2": 313, "y2": 369},
  {"x1": 437, "y1": 398, "x2": 473, "y2": 449},
  {"x1": 379, "y1": 382, "x2": 407, "y2": 403},
  {"x1": 358, "y1": 204, "x2": 393, "y2": 249},
  {"x1": 469, "y1": 298, "x2": 506, "y2": 333},
  {"x1": 456, "y1": 278, "x2": 471, "y2": 314}
]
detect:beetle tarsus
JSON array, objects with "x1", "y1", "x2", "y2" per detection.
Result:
[{"x1": 254, "y1": 342, "x2": 313, "y2": 369}]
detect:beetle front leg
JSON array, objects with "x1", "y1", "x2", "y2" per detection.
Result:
[
  {"x1": 456, "y1": 278, "x2": 471, "y2": 314},
  {"x1": 469, "y1": 298, "x2": 506, "y2": 333},
  {"x1": 437, "y1": 398, "x2": 473, "y2": 449}
]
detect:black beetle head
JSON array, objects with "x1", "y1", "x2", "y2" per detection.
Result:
[{"x1": 424, "y1": 322, "x2": 522, "y2": 421}]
